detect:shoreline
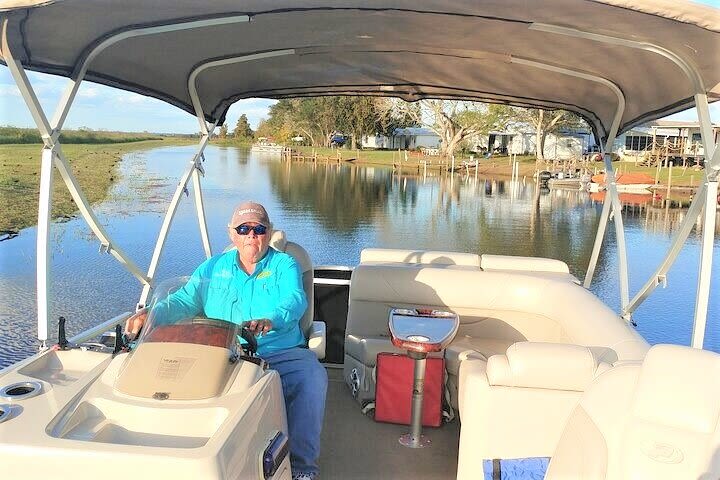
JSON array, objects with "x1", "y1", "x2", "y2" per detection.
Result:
[{"x1": 0, "y1": 138, "x2": 195, "y2": 236}]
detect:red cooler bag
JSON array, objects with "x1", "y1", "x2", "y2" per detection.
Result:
[{"x1": 374, "y1": 352, "x2": 444, "y2": 427}]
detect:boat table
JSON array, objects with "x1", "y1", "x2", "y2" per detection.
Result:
[{"x1": 388, "y1": 308, "x2": 459, "y2": 448}]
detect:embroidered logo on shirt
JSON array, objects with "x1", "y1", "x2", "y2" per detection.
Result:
[{"x1": 257, "y1": 270, "x2": 273, "y2": 279}]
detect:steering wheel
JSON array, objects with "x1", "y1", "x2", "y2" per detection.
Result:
[{"x1": 239, "y1": 326, "x2": 258, "y2": 355}]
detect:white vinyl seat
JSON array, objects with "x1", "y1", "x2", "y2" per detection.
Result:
[
  {"x1": 545, "y1": 344, "x2": 720, "y2": 480},
  {"x1": 268, "y1": 230, "x2": 325, "y2": 359},
  {"x1": 456, "y1": 342, "x2": 612, "y2": 478}
]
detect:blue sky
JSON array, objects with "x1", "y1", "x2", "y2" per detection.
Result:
[{"x1": 1, "y1": 0, "x2": 718, "y2": 134}]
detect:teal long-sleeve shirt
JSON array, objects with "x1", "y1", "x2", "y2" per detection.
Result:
[{"x1": 152, "y1": 247, "x2": 308, "y2": 355}]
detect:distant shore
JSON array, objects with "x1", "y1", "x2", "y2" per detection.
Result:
[
  {"x1": 291, "y1": 146, "x2": 704, "y2": 189},
  {"x1": 0, "y1": 138, "x2": 195, "y2": 235},
  {"x1": 1, "y1": 140, "x2": 704, "y2": 238}
]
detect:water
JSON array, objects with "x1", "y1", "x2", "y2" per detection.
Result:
[{"x1": 1, "y1": 145, "x2": 718, "y2": 367}]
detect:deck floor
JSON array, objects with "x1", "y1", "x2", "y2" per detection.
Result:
[{"x1": 319, "y1": 367, "x2": 460, "y2": 479}]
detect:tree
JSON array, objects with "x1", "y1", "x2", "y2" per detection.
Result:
[
  {"x1": 233, "y1": 114, "x2": 254, "y2": 140},
  {"x1": 510, "y1": 108, "x2": 586, "y2": 161},
  {"x1": 334, "y1": 97, "x2": 382, "y2": 150},
  {"x1": 379, "y1": 99, "x2": 509, "y2": 157},
  {"x1": 218, "y1": 123, "x2": 228, "y2": 139}
]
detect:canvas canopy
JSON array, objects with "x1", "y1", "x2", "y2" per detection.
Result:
[{"x1": 0, "y1": 0, "x2": 718, "y2": 142}]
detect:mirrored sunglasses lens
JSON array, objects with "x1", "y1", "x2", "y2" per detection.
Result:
[{"x1": 236, "y1": 224, "x2": 266, "y2": 235}]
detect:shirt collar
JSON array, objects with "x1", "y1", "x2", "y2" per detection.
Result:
[{"x1": 230, "y1": 246, "x2": 274, "y2": 276}]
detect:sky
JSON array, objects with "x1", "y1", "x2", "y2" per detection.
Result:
[{"x1": 1, "y1": 0, "x2": 718, "y2": 134}]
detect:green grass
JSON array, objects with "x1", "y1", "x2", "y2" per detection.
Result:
[
  {"x1": 0, "y1": 138, "x2": 195, "y2": 233},
  {"x1": 0, "y1": 126, "x2": 172, "y2": 145}
]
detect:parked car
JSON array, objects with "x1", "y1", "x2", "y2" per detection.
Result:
[{"x1": 330, "y1": 134, "x2": 347, "y2": 147}]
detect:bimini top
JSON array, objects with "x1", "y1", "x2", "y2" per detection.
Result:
[{"x1": 1, "y1": 0, "x2": 718, "y2": 141}]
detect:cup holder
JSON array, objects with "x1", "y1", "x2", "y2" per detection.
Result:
[
  {"x1": 0, "y1": 404, "x2": 11, "y2": 423},
  {"x1": 0, "y1": 381, "x2": 43, "y2": 401}
]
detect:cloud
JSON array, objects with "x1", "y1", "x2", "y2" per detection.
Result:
[
  {"x1": 0, "y1": 84, "x2": 21, "y2": 97},
  {"x1": 77, "y1": 86, "x2": 100, "y2": 98}
]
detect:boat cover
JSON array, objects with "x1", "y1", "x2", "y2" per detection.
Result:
[{"x1": 0, "y1": 1, "x2": 718, "y2": 141}]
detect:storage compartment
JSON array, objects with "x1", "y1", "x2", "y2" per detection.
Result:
[
  {"x1": 18, "y1": 349, "x2": 109, "y2": 386},
  {"x1": 51, "y1": 398, "x2": 228, "y2": 448}
]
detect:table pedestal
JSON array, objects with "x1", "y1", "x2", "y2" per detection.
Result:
[{"x1": 399, "y1": 351, "x2": 431, "y2": 448}]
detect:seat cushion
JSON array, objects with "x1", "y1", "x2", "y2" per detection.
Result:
[
  {"x1": 445, "y1": 336, "x2": 515, "y2": 376},
  {"x1": 345, "y1": 335, "x2": 403, "y2": 366}
]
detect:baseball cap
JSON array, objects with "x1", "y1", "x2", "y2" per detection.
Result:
[{"x1": 229, "y1": 201, "x2": 271, "y2": 228}]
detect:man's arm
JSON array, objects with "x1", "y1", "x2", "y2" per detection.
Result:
[
  {"x1": 264, "y1": 255, "x2": 308, "y2": 333},
  {"x1": 125, "y1": 263, "x2": 209, "y2": 337}
]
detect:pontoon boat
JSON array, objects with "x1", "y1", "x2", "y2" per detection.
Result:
[{"x1": 0, "y1": 1, "x2": 718, "y2": 479}]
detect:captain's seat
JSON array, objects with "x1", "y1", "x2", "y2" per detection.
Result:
[
  {"x1": 268, "y1": 230, "x2": 326, "y2": 359},
  {"x1": 546, "y1": 344, "x2": 720, "y2": 479}
]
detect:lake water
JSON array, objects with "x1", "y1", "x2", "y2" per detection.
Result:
[{"x1": 1, "y1": 145, "x2": 718, "y2": 368}]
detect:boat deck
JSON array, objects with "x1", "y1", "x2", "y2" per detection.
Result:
[{"x1": 320, "y1": 367, "x2": 460, "y2": 479}]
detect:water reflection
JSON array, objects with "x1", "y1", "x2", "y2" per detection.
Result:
[
  {"x1": 0, "y1": 145, "x2": 717, "y2": 367},
  {"x1": 267, "y1": 161, "x2": 393, "y2": 233}
]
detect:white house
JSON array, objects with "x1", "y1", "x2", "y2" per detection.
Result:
[
  {"x1": 469, "y1": 128, "x2": 594, "y2": 160},
  {"x1": 362, "y1": 127, "x2": 441, "y2": 150}
]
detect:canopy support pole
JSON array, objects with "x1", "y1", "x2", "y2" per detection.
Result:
[
  {"x1": 511, "y1": 56, "x2": 628, "y2": 311},
  {"x1": 530, "y1": 23, "x2": 717, "y2": 329},
  {"x1": 584, "y1": 192, "x2": 611, "y2": 288},
  {"x1": 2, "y1": 19, "x2": 149, "y2": 346},
  {"x1": 690, "y1": 92, "x2": 719, "y2": 349},
  {"x1": 138, "y1": 127, "x2": 216, "y2": 308}
]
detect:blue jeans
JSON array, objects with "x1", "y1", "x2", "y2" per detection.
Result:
[{"x1": 260, "y1": 347, "x2": 328, "y2": 476}]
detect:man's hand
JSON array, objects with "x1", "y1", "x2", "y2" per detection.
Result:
[
  {"x1": 124, "y1": 308, "x2": 148, "y2": 341},
  {"x1": 244, "y1": 318, "x2": 273, "y2": 336}
]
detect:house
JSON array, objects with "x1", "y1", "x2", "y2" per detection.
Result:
[
  {"x1": 613, "y1": 120, "x2": 720, "y2": 163},
  {"x1": 469, "y1": 128, "x2": 594, "y2": 160},
  {"x1": 362, "y1": 127, "x2": 440, "y2": 150}
]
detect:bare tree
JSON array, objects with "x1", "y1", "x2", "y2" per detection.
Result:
[
  {"x1": 510, "y1": 108, "x2": 586, "y2": 162},
  {"x1": 379, "y1": 99, "x2": 508, "y2": 157}
]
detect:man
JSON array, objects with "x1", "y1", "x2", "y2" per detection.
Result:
[{"x1": 126, "y1": 201, "x2": 327, "y2": 480}]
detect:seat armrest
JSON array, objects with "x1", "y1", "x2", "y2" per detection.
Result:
[{"x1": 308, "y1": 321, "x2": 326, "y2": 360}]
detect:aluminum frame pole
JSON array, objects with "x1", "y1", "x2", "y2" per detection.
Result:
[
  {"x1": 138, "y1": 132, "x2": 213, "y2": 307},
  {"x1": 51, "y1": 146, "x2": 150, "y2": 284},
  {"x1": 584, "y1": 193, "x2": 612, "y2": 288},
  {"x1": 512, "y1": 56, "x2": 629, "y2": 309},
  {"x1": 3, "y1": 19, "x2": 59, "y2": 347},
  {"x1": 530, "y1": 22, "x2": 717, "y2": 325},
  {"x1": 191, "y1": 119, "x2": 218, "y2": 261},
  {"x1": 689, "y1": 90, "x2": 719, "y2": 349}
]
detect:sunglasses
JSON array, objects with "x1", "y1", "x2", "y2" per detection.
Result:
[{"x1": 234, "y1": 224, "x2": 267, "y2": 236}]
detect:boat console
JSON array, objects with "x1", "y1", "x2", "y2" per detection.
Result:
[{"x1": 0, "y1": 278, "x2": 292, "y2": 479}]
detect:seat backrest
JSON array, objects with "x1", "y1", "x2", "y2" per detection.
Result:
[
  {"x1": 546, "y1": 344, "x2": 720, "y2": 480},
  {"x1": 360, "y1": 248, "x2": 481, "y2": 267},
  {"x1": 269, "y1": 230, "x2": 314, "y2": 339},
  {"x1": 347, "y1": 261, "x2": 647, "y2": 362}
]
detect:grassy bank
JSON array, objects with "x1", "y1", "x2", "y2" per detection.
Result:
[
  {"x1": 293, "y1": 146, "x2": 702, "y2": 187},
  {"x1": 0, "y1": 138, "x2": 194, "y2": 234}
]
